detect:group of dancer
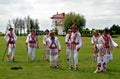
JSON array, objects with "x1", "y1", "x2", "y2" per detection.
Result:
[
  {"x1": 4, "y1": 24, "x2": 118, "y2": 73},
  {"x1": 91, "y1": 29, "x2": 119, "y2": 73}
]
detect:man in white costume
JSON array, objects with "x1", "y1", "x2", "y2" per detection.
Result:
[
  {"x1": 94, "y1": 28, "x2": 115, "y2": 73},
  {"x1": 4, "y1": 27, "x2": 17, "y2": 62},
  {"x1": 65, "y1": 29, "x2": 72, "y2": 61},
  {"x1": 43, "y1": 29, "x2": 50, "y2": 61},
  {"x1": 69, "y1": 24, "x2": 82, "y2": 70},
  {"x1": 26, "y1": 29, "x2": 39, "y2": 61},
  {"x1": 46, "y1": 31, "x2": 61, "y2": 68},
  {"x1": 91, "y1": 30, "x2": 100, "y2": 61}
]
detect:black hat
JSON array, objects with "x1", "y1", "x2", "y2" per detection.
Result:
[
  {"x1": 45, "y1": 29, "x2": 49, "y2": 32},
  {"x1": 9, "y1": 27, "x2": 13, "y2": 31},
  {"x1": 104, "y1": 28, "x2": 109, "y2": 33},
  {"x1": 30, "y1": 29, "x2": 36, "y2": 32}
]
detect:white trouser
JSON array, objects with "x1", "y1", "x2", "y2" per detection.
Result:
[
  {"x1": 105, "y1": 48, "x2": 113, "y2": 64},
  {"x1": 66, "y1": 47, "x2": 71, "y2": 59},
  {"x1": 8, "y1": 47, "x2": 15, "y2": 59},
  {"x1": 45, "y1": 48, "x2": 50, "y2": 60},
  {"x1": 69, "y1": 49, "x2": 78, "y2": 67},
  {"x1": 106, "y1": 53, "x2": 113, "y2": 64},
  {"x1": 28, "y1": 47, "x2": 35, "y2": 61},
  {"x1": 49, "y1": 49, "x2": 58, "y2": 66},
  {"x1": 96, "y1": 48, "x2": 107, "y2": 71}
]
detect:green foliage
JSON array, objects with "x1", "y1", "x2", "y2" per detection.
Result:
[
  {"x1": 110, "y1": 24, "x2": 120, "y2": 35},
  {"x1": 0, "y1": 36, "x2": 120, "y2": 79},
  {"x1": 63, "y1": 12, "x2": 86, "y2": 32},
  {"x1": 81, "y1": 28, "x2": 92, "y2": 37},
  {"x1": 0, "y1": 32, "x2": 5, "y2": 36}
]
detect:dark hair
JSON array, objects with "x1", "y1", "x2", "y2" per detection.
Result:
[
  {"x1": 104, "y1": 28, "x2": 110, "y2": 33},
  {"x1": 9, "y1": 28, "x2": 13, "y2": 31},
  {"x1": 45, "y1": 29, "x2": 49, "y2": 32}
]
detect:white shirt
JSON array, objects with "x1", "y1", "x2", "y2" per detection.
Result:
[
  {"x1": 47, "y1": 37, "x2": 61, "y2": 50},
  {"x1": 26, "y1": 34, "x2": 38, "y2": 48},
  {"x1": 4, "y1": 32, "x2": 17, "y2": 42},
  {"x1": 71, "y1": 32, "x2": 82, "y2": 49},
  {"x1": 43, "y1": 34, "x2": 49, "y2": 45},
  {"x1": 4, "y1": 31, "x2": 17, "y2": 48}
]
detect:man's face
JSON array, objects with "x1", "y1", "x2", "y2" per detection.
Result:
[
  {"x1": 31, "y1": 31, "x2": 35, "y2": 35},
  {"x1": 46, "y1": 31, "x2": 49, "y2": 35},
  {"x1": 69, "y1": 31, "x2": 72, "y2": 34},
  {"x1": 50, "y1": 33, "x2": 54, "y2": 37},
  {"x1": 104, "y1": 31, "x2": 108, "y2": 36},
  {"x1": 72, "y1": 28, "x2": 77, "y2": 33},
  {"x1": 94, "y1": 32, "x2": 98, "y2": 37},
  {"x1": 9, "y1": 29, "x2": 13, "y2": 33}
]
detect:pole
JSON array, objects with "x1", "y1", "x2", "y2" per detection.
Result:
[{"x1": 2, "y1": 46, "x2": 8, "y2": 62}]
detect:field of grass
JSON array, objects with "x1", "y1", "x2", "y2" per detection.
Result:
[{"x1": 0, "y1": 36, "x2": 120, "y2": 79}]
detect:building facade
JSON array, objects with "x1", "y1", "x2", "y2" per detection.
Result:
[{"x1": 51, "y1": 12, "x2": 66, "y2": 35}]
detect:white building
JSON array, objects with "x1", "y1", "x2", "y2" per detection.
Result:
[{"x1": 51, "y1": 12, "x2": 66, "y2": 35}]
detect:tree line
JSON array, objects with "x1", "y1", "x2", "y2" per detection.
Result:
[
  {"x1": 5, "y1": 12, "x2": 120, "y2": 37},
  {"x1": 6, "y1": 16, "x2": 39, "y2": 36}
]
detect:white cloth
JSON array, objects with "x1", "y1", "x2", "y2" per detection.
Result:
[
  {"x1": 28, "y1": 47, "x2": 35, "y2": 61},
  {"x1": 69, "y1": 32, "x2": 82, "y2": 67},
  {"x1": 69, "y1": 50, "x2": 78, "y2": 67},
  {"x1": 96, "y1": 36, "x2": 105, "y2": 50},
  {"x1": 65, "y1": 34, "x2": 71, "y2": 59},
  {"x1": 26, "y1": 34, "x2": 38, "y2": 48},
  {"x1": 26, "y1": 34, "x2": 38, "y2": 61},
  {"x1": 71, "y1": 32, "x2": 82, "y2": 49},
  {"x1": 43, "y1": 35, "x2": 49, "y2": 45},
  {"x1": 109, "y1": 36, "x2": 118, "y2": 47},
  {"x1": 4, "y1": 32, "x2": 17, "y2": 59},
  {"x1": 4, "y1": 32, "x2": 17, "y2": 48},
  {"x1": 43, "y1": 35, "x2": 50, "y2": 59},
  {"x1": 47, "y1": 37, "x2": 61, "y2": 62}
]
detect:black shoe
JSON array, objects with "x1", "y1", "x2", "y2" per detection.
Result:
[
  {"x1": 66, "y1": 58, "x2": 69, "y2": 61},
  {"x1": 69, "y1": 66, "x2": 73, "y2": 70},
  {"x1": 55, "y1": 65, "x2": 59, "y2": 68}
]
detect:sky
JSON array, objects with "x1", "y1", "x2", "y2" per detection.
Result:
[{"x1": 0, "y1": 0, "x2": 120, "y2": 33}]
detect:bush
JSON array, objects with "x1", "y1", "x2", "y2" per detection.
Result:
[{"x1": 0, "y1": 32, "x2": 5, "y2": 36}]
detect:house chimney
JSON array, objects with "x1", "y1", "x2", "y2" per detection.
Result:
[{"x1": 62, "y1": 13, "x2": 65, "y2": 16}]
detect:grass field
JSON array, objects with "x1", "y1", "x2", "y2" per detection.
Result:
[{"x1": 0, "y1": 36, "x2": 120, "y2": 79}]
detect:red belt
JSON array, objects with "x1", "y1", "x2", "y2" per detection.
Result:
[{"x1": 49, "y1": 47, "x2": 57, "y2": 49}]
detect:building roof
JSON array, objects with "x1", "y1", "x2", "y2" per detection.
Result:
[{"x1": 51, "y1": 12, "x2": 66, "y2": 19}]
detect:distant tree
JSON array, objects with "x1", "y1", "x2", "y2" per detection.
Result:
[
  {"x1": 24, "y1": 16, "x2": 39, "y2": 34},
  {"x1": 63, "y1": 12, "x2": 86, "y2": 32},
  {"x1": 13, "y1": 18, "x2": 19, "y2": 35},
  {"x1": 110, "y1": 24, "x2": 120, "y2": 35}
]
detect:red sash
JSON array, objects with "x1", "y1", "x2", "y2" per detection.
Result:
[
  {"x1": 29, "y1": 35, "x2": 37, "y2": 48},
  {"x1": 71, "y1": 33, "x2": 79, "y2": 50},
  {"x1": 102, "y1": 36, "x2": 110, "y2": 48},
  {"x1": 8, "y1": 33, "x2": 15, "y2": 47}
]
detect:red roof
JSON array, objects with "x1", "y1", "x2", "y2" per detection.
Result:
[{"x1": 51, "y1": 12, "x2": 66, "y2": 19}]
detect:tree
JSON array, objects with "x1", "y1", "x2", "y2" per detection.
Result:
[
  {"x1": 9, "y1": 15, "x2": 40, "y2": 35},
  {"x1": 63, "y1": 12, "x2": 86, "y2": 32},
  {"x1": 110, "y1": 24, "x2": 120, "y2": 35},
  {"x1": 24, "y1": 16, "x2": 39, "y2": 34}
]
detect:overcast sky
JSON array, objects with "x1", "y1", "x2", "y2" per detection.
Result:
[{"x1": 0, "y1": 0, "x2": 120, "y2": 33}]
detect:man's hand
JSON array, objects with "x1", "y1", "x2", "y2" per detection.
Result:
[
  {"x1": 77, "y1": 48, "x2": 80, "y2": 51},
  {"x1": 58, "y1": 50, "x2": 61, "y2": 53}
]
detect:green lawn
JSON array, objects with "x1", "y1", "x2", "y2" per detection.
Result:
[{"x1": 0, "y1": 36, "x2": 120, "y2": 79}]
